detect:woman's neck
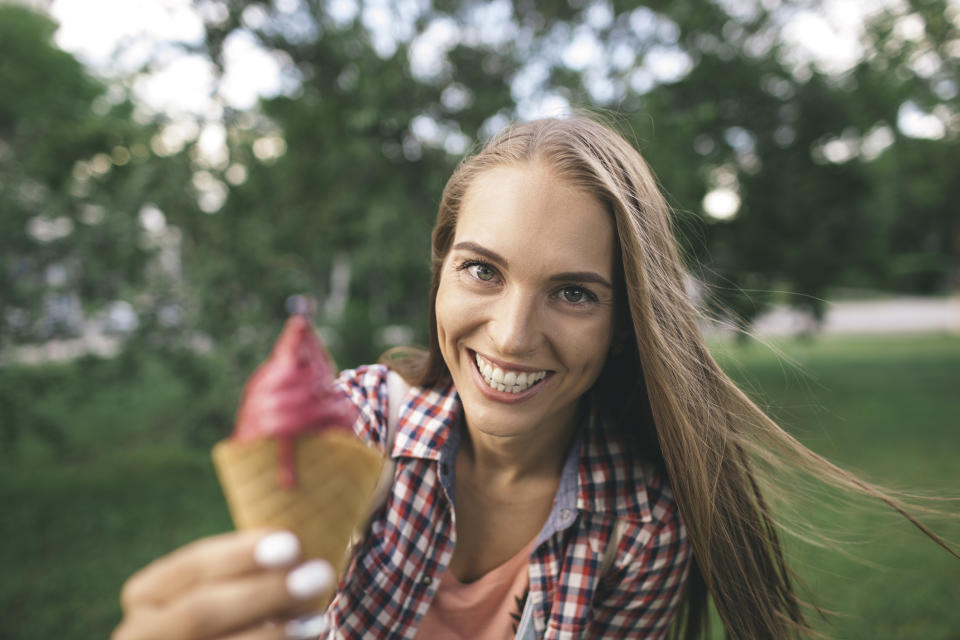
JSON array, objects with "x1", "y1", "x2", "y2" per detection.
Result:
[{"x1": 457, "y1": 403, "x2": 583, "y2": 486}]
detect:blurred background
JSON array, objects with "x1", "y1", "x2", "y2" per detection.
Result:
[{"x1": 0, "y1": 0, "x2": 957, "y2": 637}]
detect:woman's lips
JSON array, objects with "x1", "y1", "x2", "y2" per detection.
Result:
[{"x1": 467, "y1": 349, "x2": 553, "y2": 403}]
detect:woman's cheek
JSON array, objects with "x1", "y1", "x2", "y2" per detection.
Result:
[
  {"x1": 437, "y1": 276, "x2": 485, "y2": 318},
  {"x1": 434, "y1": 277, "x2": 463, "y2": 341}
]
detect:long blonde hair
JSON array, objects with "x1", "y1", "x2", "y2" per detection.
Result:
[{"x1": 383, "y1": 115, "x2": 956, "y2": 638}]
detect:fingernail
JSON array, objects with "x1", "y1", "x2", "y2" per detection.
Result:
[
  {"x1": 286, "y1": 560, "x2": 334, "y2": 600},
  {"x1": 254, "y1": 531, "x2": 300, "y2": 568},
  {"x1": 285, "y1": 613, "x2": 330, "y2": 639}
]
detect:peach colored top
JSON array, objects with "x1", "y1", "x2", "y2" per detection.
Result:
[{"x1": 414, "y1": 537, "x2": 537, "y2": 639}]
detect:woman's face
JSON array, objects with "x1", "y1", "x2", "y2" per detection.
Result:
[{"x1": 434, "y1": 162, "x2": 616, "y2": 441}]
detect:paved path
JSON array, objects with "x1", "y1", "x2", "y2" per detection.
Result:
[{"x1": 751, "y1": 296, "x2": 960, "y2": 336}]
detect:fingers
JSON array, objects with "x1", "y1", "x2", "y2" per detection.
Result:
[
  {"x1": 127, "y1": 569, "x2": 300, "y2": 639},
  {"x1": 114, "y1": 558, "x2": 334, "y2": 640},
  {"x1": 121, "y1": 530, "x2": 299, "y2": 610}
]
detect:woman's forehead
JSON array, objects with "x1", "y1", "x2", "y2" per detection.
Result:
[{"x1": 453, "y1": 164, "x2": 615, "y2": 276}]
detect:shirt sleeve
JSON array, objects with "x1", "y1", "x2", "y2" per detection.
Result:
[
  {"x1": 585, "y1": 487, "x2": 692, "y2": 638},
  {"x1": 333, "y1": 364, "x2": 390, "y2": 453}
]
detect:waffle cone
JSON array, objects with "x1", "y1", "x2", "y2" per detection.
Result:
[{"x1": 212, "y1": 431, "x2": 384, "y2": 589}]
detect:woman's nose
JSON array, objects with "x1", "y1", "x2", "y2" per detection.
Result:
[{"x1": 487, "y1": 289, "x2": 541, "y2": 356}]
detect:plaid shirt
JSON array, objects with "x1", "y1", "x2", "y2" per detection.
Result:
[{"x1": 326, "y1": 364, "x2": 690, "y2": 639}]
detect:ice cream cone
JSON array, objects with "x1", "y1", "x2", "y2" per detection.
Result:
[
  {"x1": 212, "y1": 430, "x2": 384, "y2": 596},
  {"x1": 211, "y1": 312, "x2": 384, "y2": 609}
]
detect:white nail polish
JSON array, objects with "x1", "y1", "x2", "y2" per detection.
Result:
[
  {"x1": 286, "y1": 560, "x2": 334, "y2": 600},
  {"x1": 285, "y1": 613, "x2": 330, "y2": 639},
  {"x1": 254, "y1": 531, "x2": 300, "y2": 568}
]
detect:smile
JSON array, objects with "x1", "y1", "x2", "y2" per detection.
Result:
[{"x1": 474, "y1": 352, "x2": 548, "y2": 394}]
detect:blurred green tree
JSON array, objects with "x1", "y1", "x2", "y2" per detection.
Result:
[
  {"x1": 1, "y1": 0, "x2": 957, "y2": 453},
  {"x1": 6, "y1": 0, "x2": 958, "y2": 372},
  {"x1": 857, "y1": 2, "x2": 960, "y2": 293},
  {"x1": 0, "y1": 4, "x2": 196, "y2": 350},
  {"x1": 177, "y1": 0, "x2": 959, "y2": 348},
  {"x1": 0, "y1": 5, "x2": 206, "y2": 450},
  {"x1": 169, "y1": 1, "x2": 519, "y2": 367},
  {"x1": 534, "y1": 0, "x2": 958, "y2": 328}
]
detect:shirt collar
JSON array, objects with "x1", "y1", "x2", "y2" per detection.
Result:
[{"x1": 391, "y1": 382, "x2": 651, "y2": 523}]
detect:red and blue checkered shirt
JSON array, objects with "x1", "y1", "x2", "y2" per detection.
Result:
[{"x1": 325, "y1": 364, "x2": 690, "y2": 638}]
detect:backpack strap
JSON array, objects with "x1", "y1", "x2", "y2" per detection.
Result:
[
  {"x1": 385, "y1": 369, "x2": 407, "y2": 446},
  {"x1": 367, "y1": 370, "x2": 408, "y2": 519},
  {"x1": 515, "y1": 520, "x2": 625, "y2": 639},
  {"x1": 599, "y1": 518, "x2": 626, "y2": 576}
]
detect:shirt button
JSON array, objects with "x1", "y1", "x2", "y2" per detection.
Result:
[
  {"x1": 422, "y1": 576, "x2": 433, "y2": 586},
  {"x1": 560, "y1": 509, "x2": 572, "y2": 521}
]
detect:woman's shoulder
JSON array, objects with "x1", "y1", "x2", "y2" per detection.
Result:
[
  {"x1": 333, "y1": 364, "x2": 457, "y2": 451},
  {"x1": 333, "y1": 364, "x2": 390, "y2": 449},
  {"x1": 336, "y1": 362, "x2": 390, "y2": 390}
]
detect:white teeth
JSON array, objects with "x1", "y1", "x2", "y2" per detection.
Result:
[{"x1": 473, "y1": 353, "x2": 548, "y2": 394}]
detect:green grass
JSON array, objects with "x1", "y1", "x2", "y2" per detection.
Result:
[
  {"x1": 711, "y1": 333, "x2": 960, "y2": 639},
  {"x1": 0, "y1": 445, "x2": 232, "y2": 639},
  {"x1": 1, "y1": 334, "x2": 958, "y2": 639}
]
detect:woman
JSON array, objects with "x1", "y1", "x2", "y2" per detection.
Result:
[{"x1": 113, "y1": 116, "x2": 954, "y2": 640}]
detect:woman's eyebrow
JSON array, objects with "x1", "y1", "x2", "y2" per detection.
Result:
[
  {"x1": 549, "y1": 272, "x2": 613, "y2": 290},
  {"x1": 452, "y1": 241, "x2": 613, "y2": 290},
  {"x1": 452, "y1": 241, "x2": 507, "y2": 264}
]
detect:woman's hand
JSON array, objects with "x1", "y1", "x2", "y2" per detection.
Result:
[{"x1": 112, "y1": 529, "x2": 334, "y2": 640}]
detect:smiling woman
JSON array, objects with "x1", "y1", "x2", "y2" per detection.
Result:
[
  {"x1": 375, "y1": 115, "x2": 959, "y2": 638},
  {"x1": 113, "y1": 115, "x2": 957, "y2": 640}
]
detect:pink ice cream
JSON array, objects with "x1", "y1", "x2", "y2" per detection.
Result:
[{"x1": 233, "y1": 314, "x2": 358, "y2": 488}]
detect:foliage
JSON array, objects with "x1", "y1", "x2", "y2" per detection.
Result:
[
  {"x1": 0, "y1": 4, "x2": 197, "y2": 353},
  {"x1": 0, "y1": 346, "x2": 238, "y2": 456},
  {"x1": 529, "y1": 0, "x2": 960, "y2": 325},
  {"x1": 1, "y1": 0, "x2": 958, "y2": 364},
  {"x1": 164, "y1": 0, "x2": 959, "y2": 350},
  {"x1": 163, "y1": 1, "x2": 520, "y2": 367}
]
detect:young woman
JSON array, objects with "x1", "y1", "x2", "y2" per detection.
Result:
[{"x1": 113, "y1": 116, "x2": 955, "y2": 640}]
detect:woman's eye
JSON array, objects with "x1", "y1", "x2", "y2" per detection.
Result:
[
  {"x1": 468, "y1": 263, "x2": 496, "y2": 282},
  {"x1": 559, "y1": 287, "x2": 586, "y2": 303}
]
